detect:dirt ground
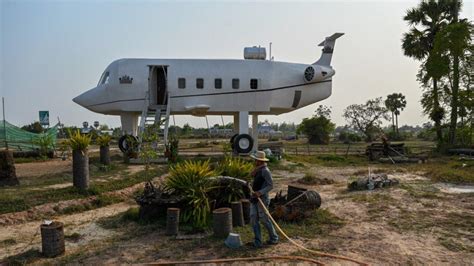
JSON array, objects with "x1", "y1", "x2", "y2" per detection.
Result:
[{"x1": 1, "y1": 158, "x2": 473, "y2": 265}]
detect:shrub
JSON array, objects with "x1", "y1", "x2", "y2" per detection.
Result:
[
  {"x1": 32, "y1": 133, "x2": 55, "y2": 156},
  {"x1": 96, "y1": 134, "x2": 112, "y2": 147},
  {"x1": 65, "y1": 130, "x2": 91, "y2": 151},
  {"x1": 165, "y1": 160, "x2": 216, "y2": 229},
  {"x1": 215, "y1": 156, "x2": 253, "y2": 181}
]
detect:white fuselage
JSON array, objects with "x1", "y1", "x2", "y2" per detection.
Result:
[{"x1": 73, "y1": 58, "x2": 334, "y2": 116}]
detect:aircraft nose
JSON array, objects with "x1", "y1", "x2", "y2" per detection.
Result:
[{"x1": 73, "y1": 86, "x2": 102, "y2": 108}]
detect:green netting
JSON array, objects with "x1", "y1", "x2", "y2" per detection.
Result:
[{"x1": 0, "y1": 120, "x2": 58, "y2": 151}]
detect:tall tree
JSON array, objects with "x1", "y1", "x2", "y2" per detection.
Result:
[
  {"x1": 297, "y1": 105, "x2": 335, "y2": 145},
  {"x1": 432, "y1": 4, "x2": 472, "y2": 144},
  {"x1": 402, "y1": 0, "x2": 455, "y2": 143},
  {"x1": 384, "y1": 93, "x2": 407, "y2": 134},
  {"x1": 343, "y1": 97, "x2": 390, "y2": 142}
]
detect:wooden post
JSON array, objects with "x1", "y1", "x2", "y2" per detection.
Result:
[
  {"x1": 231, "y1": 201, "x2": 244, "y2": 227},
  {"x1": 166, "y1": 208, "x2": 180, "y2": 235},
  {"x1": 240, "y1": 199, "x2": 251, "y2": 224},
  {"x1": 213, "y1": 208, "x2": 232, "y2": 238},
  {"x1": 41, "y1": 221, "x2": 65, "y2": 257}
]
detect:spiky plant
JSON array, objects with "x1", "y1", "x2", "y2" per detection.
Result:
[
  {"x1": 65, "y1": 130, "x2": 91, "y2": 190},
  {"x1": 33, "y1": 133, "x2": 54, "y2": 157},
  {"x1": 97, "y1": 134, "x2": 112, "y2": 166},
  {"x1": 96, "y1": 134, "x2": 112, "y2": 147},
  {"x1": 65, "y1": 130, "x2": 91, "y2": 151},
  {"x1": 215, "y1": 156, "x2": 253, "y2": 181},
  {"x1": 165, "y1": 160, "x2": 216, "y2": 229}
]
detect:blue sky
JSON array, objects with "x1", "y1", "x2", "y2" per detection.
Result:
[{"x1": 1, "y1": 0, "x2": 472, "y2": 128}]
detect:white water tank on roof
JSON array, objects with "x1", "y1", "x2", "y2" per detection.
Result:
[{"x1": 244, "y1": 46, "x2": 266, "y2": 60}]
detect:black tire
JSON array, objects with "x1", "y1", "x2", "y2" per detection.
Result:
[
  {"x1": 233, "y1": 134, "x2": 254, "y2": 154},
  {"x1": 118, "y1": 135, "x2": 138, "y2": 153},
  {"x1": 229, "y1": 134, "x2": 239, "y2": 150}
]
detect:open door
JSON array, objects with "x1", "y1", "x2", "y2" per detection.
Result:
[{"x1": 149, "y1": 66, "x2": 168, "y2": 106}]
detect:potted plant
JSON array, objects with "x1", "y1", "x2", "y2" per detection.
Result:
[
  {"x1": 66, "y1": 130, "x2": 91, "y2": 190},
  {"x1": 96, "y1": 134, "x2": 112, "y2": 165}
]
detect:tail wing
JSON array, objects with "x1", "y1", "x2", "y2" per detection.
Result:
[{"x1": 313, "y1": 33, "x2": 344, "y2": 66}]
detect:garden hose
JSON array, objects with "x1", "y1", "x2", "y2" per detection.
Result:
[
  {"x1": 256, "y1": 197, "x2": 368, "y2": 265},
  {"x1": 151, "y1": 255, "x2": 325, "y2": 265}
]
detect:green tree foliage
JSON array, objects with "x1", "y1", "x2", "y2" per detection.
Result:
[
  {"x1": 21, "y1": 122, "x2": 44, "y2": 134},
  {"x1": 343, "y1": 97, "x2": 390, "y2": 142},
  {"x1": 402, "y1": 0, "x2": 472, "y2": 146},
  {"x1": 385, "y1": 93, "x2": 407, "y2": 134},
  {"x1": 297, "y1": 105, "x2": 335, "y2": 145},
  {"x1": 165, "y1": 160, "x2": 216, "y2": 229},
  {"x1": 402, "y1": 0, "x2": 456, "y2": 143}
]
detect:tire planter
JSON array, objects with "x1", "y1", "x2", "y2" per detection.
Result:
[
  {"x1": 118, "y1": 135, "x2": 138, "y2": 154},
  {"x1": 233, "y1": 134, "x2": 254, "y2": 154},
  {"x1": 72, "y1": 149, "x2": 89, "y2": 190},
  {"x1": 231, "y1": 201, "x2": 244, "y2": 227},
  {"x1": 166, "y1": 208, "x2": 180, "y2": 235},
  {"x1": 0, "y1": 150, "x2": 19, "y2": 186}
]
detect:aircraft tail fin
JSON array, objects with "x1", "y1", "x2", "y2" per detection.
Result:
[{"x1": 313, "y1": 33, "x2": 344, "y2": 66}]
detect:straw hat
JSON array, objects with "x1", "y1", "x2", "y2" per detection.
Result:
[{"x1": 250, "y1": 150, "x2": 269, "y2": 162}]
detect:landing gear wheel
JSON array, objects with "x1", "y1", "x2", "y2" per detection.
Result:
[
  {"x1": 118, "y1": 135, "x2": 138, "y2": 154},
  {"x1": 233, "y1": 134, "x2": 254, "y2": 154},
  {"x1": 229, "y1": 134, "x2": 239, "y2": 151}
]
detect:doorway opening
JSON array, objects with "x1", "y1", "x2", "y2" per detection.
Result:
[{"x1": 149, "y1": 66, "x2": 168, "y2": 106}]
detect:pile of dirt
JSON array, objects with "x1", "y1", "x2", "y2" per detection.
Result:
[{"x1": 298, "y1": 176, "x2": 335, "y2": 185}]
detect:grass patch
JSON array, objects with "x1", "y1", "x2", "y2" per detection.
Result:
[
  {"x1": 3, "y1": 248, "x2": 42, "y2": 265},
  {"x1": 399, "y1": 182, "x2": 442, "y2": 199},
  {"x1": 0, "y1": 166, "x2": 165, "y2": 215},
  {"x1": 98, "y1": 207, "x2": 142, "y2": 229},
  {"x1": 285, "y1": 154, "x2": 367, "y2": 167},
  {"x1": 65, "y1": 232, "x2": 82, "y2": 242},
  {"x1": 438, "y1": 236, "x2": 474, "y2": 252},
  {"x1": 298, "y1": 172, "x2": 335, "y2": 185},
  {"x1": 58, "y1": 194, "x2": 122, "y2": 215},
  {"x1": 1, "y1": 238, "x2": 17, "y2": 246},
  {"x1": 406, "y1": 157, "x2": 474, "y2": 184}
]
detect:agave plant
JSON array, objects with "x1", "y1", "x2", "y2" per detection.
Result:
[
  {"x1": 215, "y1": 156, "x2": 254, "y2": 181},
  {"x1": 65, "y1": 130, "x2": 91, "y2": 190},
  {"x1": 164, "y1": 160, "x2": 216, "y2": 229},
  {"x1": 65, "y1": 130, "x2": 91, "y2": 151},
  {"x1": 96, "y1": 134, "x2": 112, "y2": 147}
]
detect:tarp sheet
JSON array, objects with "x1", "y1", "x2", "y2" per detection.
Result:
[{"x1": 0, "y1": 120, "x2": 58, "y2": 151}]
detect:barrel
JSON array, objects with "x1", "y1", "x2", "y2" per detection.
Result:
[
  {"x1": 231, "y1": 201, "x2": 244, "y2": 227},
  {"x1": 166, "y1": 208, "x2": 180, "y2": 235},
  {"x1": 213, "y1": 208, "x2": 232, "y2": 238},
  {"x1": 41, "y1": 221, "x2": 65, "y2": 257},
  {"x1": 240, "y1": 199, "x2": 251, "y2": 224}
]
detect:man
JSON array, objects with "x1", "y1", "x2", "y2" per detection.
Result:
[{"x1": 249, "y1": 150, "x2": 279, "y2": 248}]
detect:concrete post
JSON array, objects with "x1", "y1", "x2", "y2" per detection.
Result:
[
  {"x1": 238, "y1": 111, "x2": 249, "y2": 134},
  {"x1": 121, "y1": 113, "x2": 139, "y2": 136},
  {"x1": 252, "y1": 114, "x2": 258, "y2": 152}
]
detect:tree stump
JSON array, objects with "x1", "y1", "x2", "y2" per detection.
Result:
[
  {"x1": 100, "y1": 145, "x2": 110, "y2": 165},
  {"x1": 41, "y1": 221, "x2": 65, "y2": 257},
  {"x1": 230, "y1": 201, "x2": 244, "y2": 227},
  {"x1": 0, "y1": 150, "x2": 19, "y2": 186},
  {"x1": 241, "y1": 199, "x2": 250, "y2": 224},
  {"x1": 72, "y1": 149, "x2": 89, "y2": 190},
  {"x1": 166, "y1": 208, "x2": 180, "y2": 235},
  {"x1": 213, "y1": 208, "x2": 232, "y2": 238}
]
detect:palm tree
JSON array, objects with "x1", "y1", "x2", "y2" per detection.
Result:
[
  {"x1": 402, "y1": 0, "x2": 456, "y2": 143},
  {"x1": 385, "y1": 93, "x2": 407, "y2": 134},
  {"x1": 431, "y1": 1, "x2": 472, "y2": 144}
]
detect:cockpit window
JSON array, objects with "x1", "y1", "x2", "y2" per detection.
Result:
[{"x1": 98, "y1": 71, "x2": 110, "y2": 85}]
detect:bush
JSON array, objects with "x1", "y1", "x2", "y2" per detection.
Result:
[
  {"x1": 165, "y1": 160, "x2": 216, "y2": 229},
  {"x1": 96, "y1": 134, "x2": 112, "y2": 147},
  {"x1": 32, "y1": 133, "x2": 55, "y2": 156},
  {"x1": 297, "y1": 113, "x2": 335, "y2": 144},
  {"x1": 338, "y1": 131, "x2": 362, "y2": 143},
  {"x1": 215, "y1": 156, "x2": 253, "y2": 181},
  {"x1": 65, "y1": 130, "x2": 91, "y2": 151}
]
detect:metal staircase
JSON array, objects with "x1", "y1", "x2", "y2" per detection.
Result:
[{"x1": 138, "y1": 91, "x2": 170, "y2": 152}]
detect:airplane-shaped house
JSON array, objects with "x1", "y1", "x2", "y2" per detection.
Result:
[{"x1": 73, "y1": 33, "x2": 344, "y2": 154}]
